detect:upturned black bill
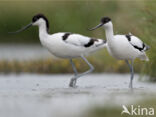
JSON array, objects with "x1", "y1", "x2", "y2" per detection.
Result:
[
  {"x1": 9, "y1": 23, "x2": 32, "y2": 34},
  {"x1": 89, "y1": 23, "x2": 103, "y2": 31}
]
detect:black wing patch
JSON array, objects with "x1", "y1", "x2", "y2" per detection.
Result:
[
  {"x1": 133, "y1": 45, "x2": 144, "y2": 51},
  {"x1": 84, "y1": 38, "x2": 98, "y2": 48},
  {"x1": 125, "y1": 34, "x2": 131, "y2": 41},
  {"x1": 125, "y1": 34, "x2": 146, "y2": 52},
  {"x1": 62, "y1": 32, "x2": 72, "y2": 40}
]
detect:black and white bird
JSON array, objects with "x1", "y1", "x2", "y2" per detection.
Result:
[
  {"x1": 89, "y1": 17, "x2": 150, "y2": 89},
  {"x1": 9, "y1": 14, "x2": 106, "y2": 87}
]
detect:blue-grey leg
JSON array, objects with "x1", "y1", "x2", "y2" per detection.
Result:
[
  {"x1": 69, "y1": 59, "x2": 78, "y2": 87},
  {"x1": 125, "y1": 60, "x2": 134, "y2": 89},
  {"x1": 69, "y1": 55, "x2": 94, "y2": 87},
  {"x1": 70, "y1": 59, "x2": 78, "y2": 76}
]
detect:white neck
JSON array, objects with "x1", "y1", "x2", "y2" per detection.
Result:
[
  {"x1": 38, "y1": 23, "x2": 49, "y2": 39},
  {"x1": 37, "y1": 22, "x2": 49, "y2": 47},
  {"x1": 104, "y1": 22, "x2": 114, "y2": 43}
]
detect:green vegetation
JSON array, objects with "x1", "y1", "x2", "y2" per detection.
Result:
[
  {"x1": 0, "y1": 0, "x2": 155, "y2": 79},
  {"x1": 0, "y1": 56, "x2": 142, "y2": 74},
  {"x1": 0, "y1": 49, "x2": 143, "y2": 74}
]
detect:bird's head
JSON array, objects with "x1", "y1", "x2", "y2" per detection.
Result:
[
  {"x1": 9, "y1": 13, "x2": 49, "y2": 34},
  {"x1": 32, "y1": 14, "x2": 49, "y2": 28},
  {"x1": 89, "y1": 17, "x2": 112, "y2": 31}
]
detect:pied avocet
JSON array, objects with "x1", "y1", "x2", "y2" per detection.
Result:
[
  {"x1": 89, "y1": 17, "x2": 150, "y2": 89},
  {"x1": 10, "y1": 14, "x2": 106, "y2": 87}
]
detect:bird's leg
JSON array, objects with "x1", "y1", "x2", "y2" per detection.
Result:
[
  {"x1": 125, "y1": 60, "x2": 134, "y2": 89},
  {"x1": 70, "y1": 59, "x2": 78, "y2": 76},
  {"x1": 77, "y1": 55, "x2": 94, "y2": 78},
  {"x1": 69, "y1": 55, "x2": 94, "y2": 88},
  {"x1": 69, "y1": 59, "x2": 78, "y2": 87}
]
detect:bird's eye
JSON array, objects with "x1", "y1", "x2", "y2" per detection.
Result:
[{"x1": 32, "y1": 16, "x2": 39, "y2": 22}]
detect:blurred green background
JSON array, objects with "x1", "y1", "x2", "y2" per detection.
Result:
[{"x1": 0, "y1": 0, "x2": 155, "y2": 80}]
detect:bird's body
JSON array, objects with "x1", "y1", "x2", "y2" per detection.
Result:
[
  {"x1": 10, "y1": 14, "x2": 106, "y2": 87},
  {"x1": 89, "y1": 17, "x2": 150, "y2": 89},
  {"x1": 106, "y1": 34, "x2": 149, "y2": 61},
  {"x1": 39, "y1": 32, "x2": 105, "y2": 58}
]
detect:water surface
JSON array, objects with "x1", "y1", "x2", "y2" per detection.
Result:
[{"x1": 0, "y1": 73, "x2": 155, "y2": 117}]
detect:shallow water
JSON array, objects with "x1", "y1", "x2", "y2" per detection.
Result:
[
  {"x1": 0, "y1": 44, "x2": 51, "y2": 60},
  {"x1": 0, "y1": 73, "x2": 155, "y2": 117}
]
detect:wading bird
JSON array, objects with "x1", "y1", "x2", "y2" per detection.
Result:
[
  {"x1": 9, "y1": 14, "x2": 106, "y2": 87},
  {"x1": 89, "y1": 17, "x2": 150, "y2": 89}
]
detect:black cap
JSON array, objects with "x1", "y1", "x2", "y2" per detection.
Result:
[{"x1": 101, "y1": 17, "x2": 111, "y2": 24}]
